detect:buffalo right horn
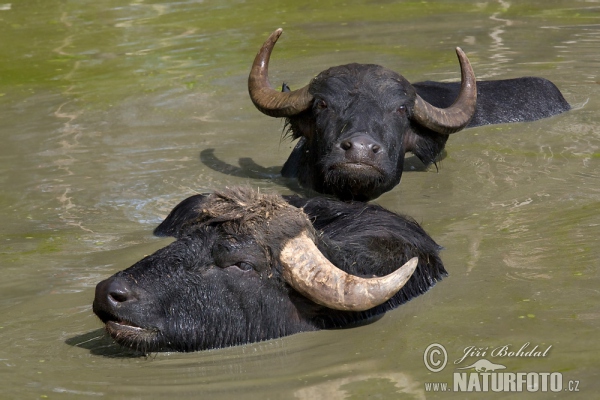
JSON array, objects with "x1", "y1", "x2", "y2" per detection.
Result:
[
  {"x1": 248, "y1": 28, "x2": 314, "y2": 117},
  {"x1": 412, "y1": 47, "x2": 477, "y2": 134},
  {"x1": 279, "y1": 231, "x2": 418, "y2": 311}
]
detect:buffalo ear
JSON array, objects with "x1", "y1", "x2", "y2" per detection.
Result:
[
  {"x1": 280, "y1": 80, "x2": 315, "y2": 140},
  {"x1": 404, "y1": 127, "x2": 449, "y2": 166},
  {"x1": 284, "y1": 108, "x2": 316, "y2": 141},
  {"x1": 154, "y1": 194, "x2": 209, "y2": 238}
]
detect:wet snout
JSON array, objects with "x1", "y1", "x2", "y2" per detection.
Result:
[
  {"x1": 338, "y1": 134, "x2": 385, "y2": 164},
  {"x1": 93, "y1": 276, "x2": 139, "y2": 320}
]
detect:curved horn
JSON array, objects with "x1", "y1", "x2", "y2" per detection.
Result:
[
  {"x1": 248, "y1": 28, "x2": 313, "y2": 117},
  {"x1": 413, "y1": 47, "x2": 477, "y2": 134},
  {"x1": 279, "y1": 231, "x2": 418, "y2": 311}
]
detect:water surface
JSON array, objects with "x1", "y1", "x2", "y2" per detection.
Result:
[{"x1": 1, "y1": 0, "x2": 599, "y2": 398}]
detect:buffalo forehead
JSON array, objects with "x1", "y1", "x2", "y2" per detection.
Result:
[{"x1": 310, "y1": 64, "x2": 415, "y2": 101}]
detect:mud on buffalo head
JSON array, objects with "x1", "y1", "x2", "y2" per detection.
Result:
[
  {"x1": 248, "y1": 29, "x2": 477, "y2": 201},
  {"x1": 93, "y1": 187, "x2": 446, "y2": 352}
]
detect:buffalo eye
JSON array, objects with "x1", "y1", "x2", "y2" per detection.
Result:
[
  {"x1": 316, "y1": 99, "x2": 328, "y2": 110},
  {"x1": 396, "y1": 105, "x2": 407, "y2": 115},
  {"x1": 233, "y1": 261, "x2": 254, "y2": 272}
]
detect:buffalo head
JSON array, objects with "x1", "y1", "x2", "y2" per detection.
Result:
[
  {"x1": 92, "y1": 187, "x2": 445, "y2": 352},
  {"x1": 248, "y1": 29, "x2": 477, "y2": 201}
]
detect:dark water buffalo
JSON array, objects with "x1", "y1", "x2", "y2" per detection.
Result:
[
  {"x1": 93, "y1": 187, "x2": 445, "y2": 352},
  {"x1": 248, "y1": 29, "x2": 570, "y2": 201}
]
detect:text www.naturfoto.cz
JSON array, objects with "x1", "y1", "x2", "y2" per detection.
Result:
[{"x1": 425, "y1": 382, "x2": 449, "y2": 392}]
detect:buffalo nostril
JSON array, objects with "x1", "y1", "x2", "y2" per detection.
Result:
[
  {"x1": 110, "y1": 290, "x2": 130, "y2": 303},
  {"x1": 340, "y1": 140, "x2": 352, "y2": 151},
  {"x1": 106, "y1": 279, "x2": 137, "y2": 304},
  {"x1": 341, "y1": 135, "x2": 383, "y2": 156}
]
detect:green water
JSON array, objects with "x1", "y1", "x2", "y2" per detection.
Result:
[{"x1": 1, "y1": 0, "x2": 598, "y2": 398}]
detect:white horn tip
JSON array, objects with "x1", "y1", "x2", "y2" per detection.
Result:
[
  {"x1": 394, "y1": 256, "x2": 419, "y2": 284},
  {"x1": 404, "y1": 257, "x2": 419, "y2": 272}
]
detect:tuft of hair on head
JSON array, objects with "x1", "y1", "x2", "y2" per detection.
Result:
[{"x1": 196, "y1": 187, "x2": 317, "y2": 249}]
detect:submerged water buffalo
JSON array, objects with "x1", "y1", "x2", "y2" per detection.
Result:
[
  {"x1": 248, "y1": 29, "x2": 570, "y2": 201},
  {"x1": 93, "y1": 187, "x2": 445, "y2": 352}
]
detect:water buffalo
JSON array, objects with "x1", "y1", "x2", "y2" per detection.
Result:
[
  {"x1": 93, "y1": 187, "x2": 445, "y2": 352},
  {"x1": 248, "y1": 29, "x2": 570, "y2": 201}
]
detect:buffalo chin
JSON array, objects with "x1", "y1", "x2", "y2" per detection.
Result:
[
  {"x1": 103, "y1": 319, "x2": 160, "y2": 353},
  {"x1": 324, "y1": 163, "x2": 394, "y2": 201}
]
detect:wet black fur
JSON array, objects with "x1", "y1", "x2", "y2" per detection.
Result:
[
  {"x1": 93, "y1": 188, "x2": 446, "y2": 353},
  {"x1": 280, "y1": 64, "x2": 570, "y2": 201}
]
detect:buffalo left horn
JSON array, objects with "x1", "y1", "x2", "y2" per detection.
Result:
[
  {"x1": 248, "y1": 28, "x2": 314, "y2": 117},
  {"x1": 412, "y1": 47, "x2": 477, "y2": 134},
  {"x1": 279, "y1": 231, "x2": 418, "y2": 311}
]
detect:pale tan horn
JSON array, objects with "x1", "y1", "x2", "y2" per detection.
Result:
[
  {"x1": 279, "y1": 231, "x2": 418, "y2": 311},
  {"x1": 248, "y1": 28, "x2": 314, "y2": 117},
  {"x1": 413, "y1": 47, "x2": 477, "y2": 134}
]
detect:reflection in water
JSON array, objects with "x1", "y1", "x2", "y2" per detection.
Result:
[
  {"x1": 486, "y1": 0, "x2": 514, "y2": 78},
  {"x1": 50, "y1": 11, "x2": 92, "y2": 234},
  {"x1": 294, "y1": 371, "x2": 424, "y2": 400},
  {"x1": 200, "y1": 148, "x2": 282, "y2": 179},
  {"x1": 66, "y1": 329, "x2": 148, "y2": 359},
  {"x1": 52, "y1": 98, "x2": 94, "y2": 233}
]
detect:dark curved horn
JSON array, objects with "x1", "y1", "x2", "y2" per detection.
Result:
[
  {"x1": 413, "y1": 47, "x2": 477, "y2": 134},
  {"x1": 248, "y1": 28, "x2": 313, "y2": 117},
  {"x1": 279, "y1": 231, "x2": 418, "y2": 311}
]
